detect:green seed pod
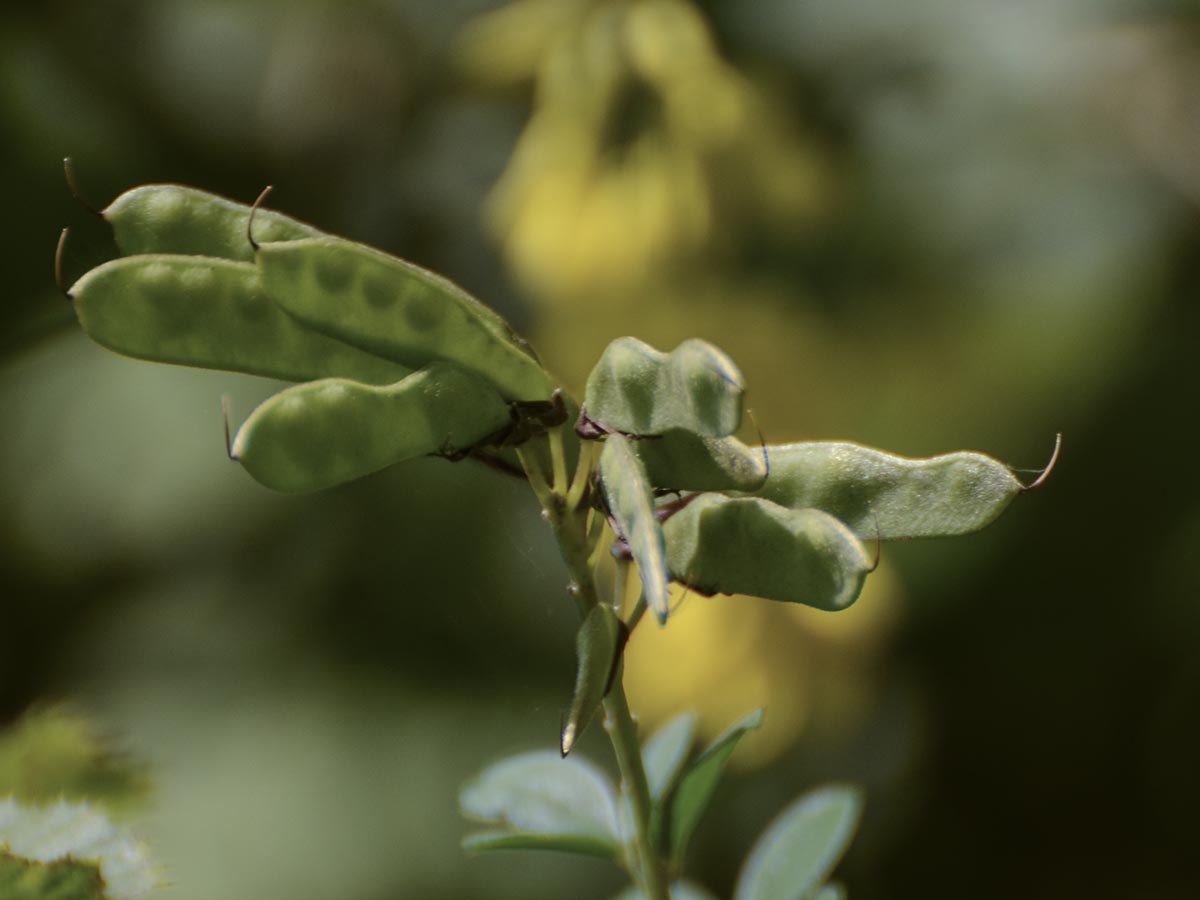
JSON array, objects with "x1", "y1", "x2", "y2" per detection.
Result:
[
  {"x1": 560, "y1": 604, "x2": 626, "y2": 757},
  {"x1": 632, "y1": 430, "x2": 767, "y2": 493},
  {"x1": 582, "y1": 337, "x2": 745, "y2": 437},
  {"x1": 104, "y1": 184, "x2": 323, "y2": 261},
  {"x1": 662, "y1": 493, "x2": 872, "y2": 611},
  {"x1": 748, "y1": 442, "x2": 1025, "y2": 539},
  {"x1": 69, "y1": 254, "x2": 410, "y2": 384},
  {"x1": 231, "y1": 362, "x2": 512, "y2": 493},
  {"x1": 600, "y1": 434, "x2": 672, "y2": 623},
  {"x1": 255, "y1": 237, "x2": 555, "y2": 402}
]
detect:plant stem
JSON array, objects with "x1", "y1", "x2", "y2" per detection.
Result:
[
  {"x1": 604, "y1": 677, "x2": 671, "y2": 900},
  {"x1": 566, "y1": 440, "x2": 599, "y2": 510},
  {"x1": 538, "y1": 425, "x2": 671, "y2": 900},
  {"x1": 625, "y1": 593, "x2": 648, "y2": 634},
  {"x1": 548, "y1": 424, "x2": 570, "y2": 495}
]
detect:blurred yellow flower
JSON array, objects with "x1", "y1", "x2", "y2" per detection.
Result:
[
  {"x1": 458, "y1": 0, "x2": 828, "y2": 302},
  {"x1": 623, "y1": 562, "x2": 901, "y2": 767}
]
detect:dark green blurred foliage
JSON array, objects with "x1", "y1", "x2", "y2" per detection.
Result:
[
  {"x1": 2, "y1": 1, "x2": 1198, "y2": 899},
  {"x1": 0, "y1": 707, "x2": 148, "y2": 811}
]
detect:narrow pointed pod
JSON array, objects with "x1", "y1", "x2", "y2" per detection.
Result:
[
  {"x1": 600, "y1": 434, "x2": 673, "y2": 623},
  {"x1": 255, "y1": 237, "x2": 555, "y2": 402},
  {"x1": 231, "y1": 362, "x2": 512, "y2": 493},
  {"x1": 69, "y1": 254, "x2": 411, "y2": 384},
  {"x1": 561, "y1": 604, "x2": 628, "y2": 756}
]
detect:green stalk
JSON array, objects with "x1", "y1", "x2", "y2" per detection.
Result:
[
  {"x1": 536, "y1": 425, "x2": 671, "y2": 900},
  {"x1": 604, "y1": 676, "x2": 671, "y2": 900}
]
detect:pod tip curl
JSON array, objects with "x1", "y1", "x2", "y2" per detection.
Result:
[
  {"x1": 1020, "y1": 433, "x2": 1062, "y2": 492},
  {"x1": 746, "y1": 407, "x2": 770, "y2": 479},
  {"x1": 560, "y1": 713, "x2": 575, "y2": 758},
  {"x1": 55, "y1": 227, "x2": 72, "y2": 300},
  {"x1": 247, "y1": 185, "x2": 274, "y2": 252},
  {"x1": 63, "y1": 158, "x2": 102, "y2": 218}
]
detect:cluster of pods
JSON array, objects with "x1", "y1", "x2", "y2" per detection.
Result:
[{"x1": 63, "y1": 175, "x2": 1052, "y2": 624}]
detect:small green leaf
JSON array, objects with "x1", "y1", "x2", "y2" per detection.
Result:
[
  {"x1": 733, "y1": 785, "x2": 862, "y2": 900},
  {"x1": 662, "y1": 494, "x2": 873, "y2": 610},
  {"x1": 609, "y1": 880, "x2": 720, "y2": 900},
  {"x1": 0, "y1": 799, "x2": 161, "y2": 899},
  {"x1": 256, "y1": 237, "x2": 555, "y2": 401},
  {"x1": 583, "y1": 337, "x2": 744, "y2": 437},
  {"x1": 644, "y1": 712, "x2": 697, "y2": 853},
  {"x1": 600, "y1": 434, "x2": 672, "y2": 623},
  {"x1": 460, "y1": 751, "x2": 620, "y2": 860},
  {"x1": 748, "y1": 442, "x2": 1025, "y2": 539},
  {"x1": 811, "y1": 884, "x2": 847, "y2": 900},
  {"x1": 461, "y1": 829, "x2": 617, "y2": 860},
  {"x1": 668, "y1": 709, "x2": 764, "y2": 864},
  {"x1": 633, "y1": 431, "x2": 767, "y2": 493},
  {"x1": 104, "y1": 183, "x2": 323, "y2": 262},
  {"x1": 69, "y1": 255, "x2": 409, "y2": 385},
  {"x1": 561, "y1": 605, "x2": 627, "y2": 756},
  {"x1": 231, "y1": 362, "x2": 512, "y2": 493},
  {"x1": 642, "y1": 712, "x2": 696, "y2": 804}
]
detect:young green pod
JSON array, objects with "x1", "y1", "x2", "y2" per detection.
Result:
[
  {"x1": 600, "y1": 434, "x2": 672, "y2": 623},
  {"x1": 560, "y1": 604, "x2": 627, "y2": 757},
  {"x1": 662, "y1": 494, "x2": 872, "y2": 611},
  {"x1": 69, "y1": 255, "x2": 410, "y2": 384},
  {"x1": 104, "y1": 184, "x2": 323, "y2": 261},
  {"x1": 582, "y1": 337, "x2": 745, "y2": 437},
  {"x1": 748, "y1": 442, "x2": 1026, "y2": 540},
  {"x1": 231, "y1": 362, "x2": 511, "y2": 493},
  {"x1": 632, "y1": 430, "x2": 767, "y2": 493},
  {"x1": 255, "y1": 237, "x2": 555, "y2": 402}
]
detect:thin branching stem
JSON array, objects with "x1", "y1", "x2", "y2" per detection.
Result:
[
  {"x1": 625, "y1": 593, "x2": 648, "y2": 635},
  {"x1": 537, "y1": 422, "x2": 670, "y2": 899},
  {"x1": 515, "y1": 441, "x2": 554, "y2": 510},
  {"x1": 613, "y1": 556, "x2": 631, "y2": 613},
  {"x1": 604, "y1": 675, "x2": 670, "y2": 900},
  {"x1": 566, "y1": 440, "x2": 599, "y2": 511},
  {"x1": 548, "y1": 425, "x2": 570, "y2": 496}
]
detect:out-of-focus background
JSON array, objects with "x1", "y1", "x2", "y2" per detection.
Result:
[{"x1": 2, "y1": 1, "x2": 1198, "y2": 897}]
